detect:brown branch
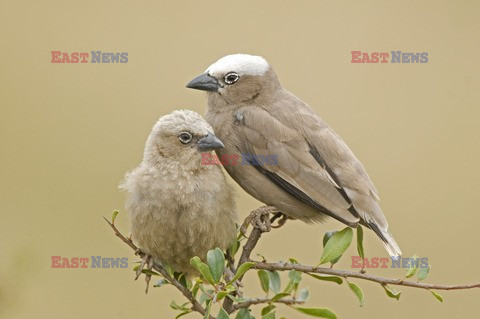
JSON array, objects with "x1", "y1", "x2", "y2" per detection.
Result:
[
  {"x1": 233, "y1": 209, "x2": 479, "y2": 292},
  {"x1": 233, "y1": 297, "x2": 305, "y2": 310},
  {"x1": 238, "y1": 210, "x2": 284, "y2": 268},
  {"x1": 223, "y1": 220, "x2": 265, "y2": 314},
  {"x1": 223, "y1": 209, "x2": 284, "y2": 314},
  {"x1": 238, "y1": 227, "x2": 264, "y2": 267},
  {"x1": 106, "y1": 207, "x2": 479, "y2": 319},
  {"x1": 103, "y1": 217, "x2": 214, "y2": 319},
  {"x1": 252, "y1": 261, "x2": 480, "y2": 291}
]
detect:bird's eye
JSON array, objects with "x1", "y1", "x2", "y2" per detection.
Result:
[
  {"x1": 178, "y1": 132, "x2": 192, "y2": 144},
  {"x1": 224, "y1": 72, "x2": 239, "y2": 85}
]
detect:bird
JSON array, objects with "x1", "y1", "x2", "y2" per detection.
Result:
[
  {"x1": 120, "y1": 110, "x2": 237, "y2": 281},
  {"x1": 186, "y1": 54, "x2": 402, "y2": 257}
]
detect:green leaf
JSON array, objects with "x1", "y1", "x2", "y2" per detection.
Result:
[
  {"x1": 383, "y1": 285, "x2": 401, "y2": 300},
  {"x1": 225, "y1": 284, "x2": 236, "y2": 292},
  {"x1": 192, "y1": 281, "x2": 201, "y2": 298},
  {"x1": 258, "y1": 270, "x2": 270, "y2": 293},
  {"x1": 190, "y1": 256, "x2": 215, "y2": 285},
  {"x1": 261, "y1": 305, "x2": 276, "y2": 316},
  {"x1": 348, "y1": 282, "x2": 365, "y2": 307},
  {"x1": 170, "y1": 300, "x2": 190, "y2": 311},
  {"x1": 226, "y1": 295, "x2": 248, "y2": 303},
  {"x1": 228, "y1": 239, "x2": 240, "y2": 258},
  {"x1": 319, "y1": 228, "x2": 353, "y2": 265},
  {"x1": 262, "y1": 312, "x2": 276, "y2": 319},
  {"x1": 417, "y1": 265, "x2": 431, "y2": 281},
  {"x1": 322, "y1": 231, "x2": 341, "y2": 264},
  {"x1": 170, "y1": 300, "x2": 181, "y2": 310},
  {"x1": 283, "y1": 280, "x2": 295, "y2": 295},
  {"x1": 308, "y1": 274, "x2": 343, "y2": 285},
  {"x1": 268, "y1": 271, "x2": 281, "y2": 294},
  {"x1": 270, "y1": 292, "x2": 290, "y2": 302},
  {"x1": 199, "y1": 284, "x2": 211, "y2": 293},
  {"x1": 235, "y1": 308, "x2": 253, "y2": 319},
  {"x1": 198, "y1": 290, "x2": 212, "y2": 305},
  {"x1": 203, "y1": 300, "x2": 212, "y2": 319},
  {"x1": 294, "y1": 307, "x2": 337, "y2": 319},
  {"x1": 111, "y1": 210, "x2": 119, "y2": 223},
  {"x1": 322, "y1": 231, "x2": 336, "y2": 246},
  {"x1": 430, "y1": 290, "x2": 444, "y2": 303},
  {"x1": 405, "y1": 255, "x2": 419, "y2": 278},
  {"x1": 132, "y1": 265, "x2": 161, "y2": 276},
  {"x1": 356, "y1": 225, "x2": 365, "y2": 259},
  {"x1": 288, "y1": 270, "x2": 302, "y2": 284},
  {"x1": 217, "y1": 307, "x2": 231, "y2": 319},
  {"x1": 215, "y1": 285, "x2": 235, "y2": 301},
  {"x1": 298, "y1": 288, "x2": 310, "y2": 302},
  {"x1": 164, "y1": 264, "x2": 175, "y2": 278},
  {"x1": 207, "y1": 248, "x2": 225, "y2": 283},
  {"x1": 216, "y1": 291, "x2": 230, "y2": 301},
  {"x1": 175, "y1": 273, "x2": 190, "y2": 289},
  {"x1": 143, "y1": 269, "x2": 160, "y2": 276},
  {"x1": 175, "y1": 311, "x2": 192, "y2": 319},
  {"x1": 257, "y1": 253, "x2": 267, "y2": 262},
  {"x1": 284, "y1": 270, "x2": 302, "y2": 294},
  {"x1": 227, "y1": 262, "x2": 255, "y2": 285}
]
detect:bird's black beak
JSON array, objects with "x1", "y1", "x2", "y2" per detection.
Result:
[
  {"x1": 186, "y1": 73, "x2": 220, "y2": 92},
  {"x1": 196, "y1": 133, "x2": 224, "y2": 151}
]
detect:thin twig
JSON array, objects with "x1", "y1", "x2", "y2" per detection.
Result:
[
  {"x1": 224, "y1": 220, "x2": 264, "y2": 314},
  {"x1": 252, "y1": 261, "x2": 480, "y2": 291},
  {"x1": 103, "y1": 217, "x2": 214, "y2": 319},
  {"x1": 233, "y1": 297, "x2": 305, "y2": 310}
]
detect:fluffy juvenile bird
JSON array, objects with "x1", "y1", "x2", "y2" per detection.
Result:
[
  {"x1": 120, "y1": 110, "x2": 237, "y2": 277},
  {"x1": 186, "y1": 54, "x2": 402, "y2": 257}
]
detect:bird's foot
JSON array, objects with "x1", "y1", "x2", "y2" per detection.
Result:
[
  {"x1": 271, "y1": 213, "x2": 293, "y2": 229},
  {"x1": 134, "y1": 252, "x2": 151, "y2": 280},
  {"x1": 144, "y1": 258, "x2": 154, "y2": 294},
  {"x1": 240, "y1": 205, "x2": 280, "y2": 236},
  {"x1": 134, "y1": 251, "x2": 155, "y2": 294}
]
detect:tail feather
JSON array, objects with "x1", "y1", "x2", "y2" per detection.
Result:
[
  {"x1": 366, "y1": 222, "x2": 402, "y2": 257},
  {"x1": 342, "y1": 188, "x2": 402, "y2": 257}
]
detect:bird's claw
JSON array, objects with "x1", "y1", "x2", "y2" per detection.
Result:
[
  {"x1": 240, "y1": 206, "x2": 279, "y2": 236},
  {"x1": 134, "y1": 252, "x2": 155, "y2": 294},
  {"x1": 271, "y1": 213, "x2": 292, "y2": 228},
  {"x1": 135, "y1": 253, "x2": 151, "y2": 280},
  {"x1": 144, "y1": 258, "x2": 154, "y2": 294}
]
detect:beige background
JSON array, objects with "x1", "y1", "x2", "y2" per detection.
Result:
[{"x1": 1, "y1": 0, "x2": 479, "y2": 318}]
